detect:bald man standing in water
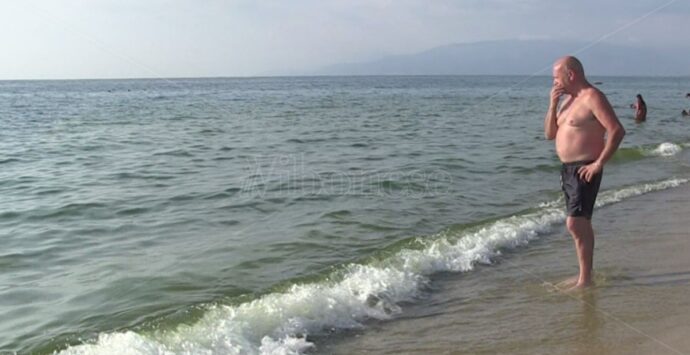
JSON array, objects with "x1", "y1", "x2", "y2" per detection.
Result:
[{"x1": 544, "y1": 56, "x2": 626, "y2": 289}]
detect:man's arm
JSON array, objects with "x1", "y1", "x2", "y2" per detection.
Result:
[
  {"x1": 579, "y1": 90, "x2": 626, "y2": 182},
  {"x1": 544, "y1": 86, "x2": 565, "y2": 140},
  {"x1": 544, "y1": 102, "x2": 558, "y2": 140}
]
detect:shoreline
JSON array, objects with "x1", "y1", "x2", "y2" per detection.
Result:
[
  {"x1": 322, "y1": 181, "x2": 690, "y2": 354},
  {"x1": 598, "y1": 182, "x2": 690, "y2": 354}
]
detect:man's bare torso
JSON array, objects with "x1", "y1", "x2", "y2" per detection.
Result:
[{"x1": 555, "y1": 89, "x2": 606, "y2": 163}]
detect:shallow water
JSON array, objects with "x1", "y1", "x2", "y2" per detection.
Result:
[{"x1": 321, "y1": 183, "x2": 690, "y2": 355}]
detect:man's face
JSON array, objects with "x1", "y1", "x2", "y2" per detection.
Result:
[{"x1": 552, "y1": 64, "x2": 569, "y2": 92}]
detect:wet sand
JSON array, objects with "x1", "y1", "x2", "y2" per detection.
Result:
[
  {"x1": 600, "y1": 183, "x2": 690, "y2": 355},
  {"x1": 320, "y1": 183, "x2": 690, "y2": 354}
]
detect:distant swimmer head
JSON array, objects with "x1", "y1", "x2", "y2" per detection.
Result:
[{"x1": 682, "y1": 110, "x2": 689, "y2": 116}]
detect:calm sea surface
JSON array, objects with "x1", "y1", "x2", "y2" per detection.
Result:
[{"x1": 1, "y1": 76, "x2": 689, "y2": 354}]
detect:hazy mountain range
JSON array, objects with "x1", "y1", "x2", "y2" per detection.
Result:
[{"x1": 307, "y1": 40, "x2": 690, "y2": 77}]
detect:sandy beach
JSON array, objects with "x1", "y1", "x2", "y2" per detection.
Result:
[
  {"x1": 599, "y1": 182, "x2": 690, "y2": 354},
  {"x1": 322, "y1": 181, "x2": 690, "y2": 354}
]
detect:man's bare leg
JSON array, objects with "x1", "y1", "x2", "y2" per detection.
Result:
[{"x1": 566, "y1": 216, "x2": 595, "y2": 288}]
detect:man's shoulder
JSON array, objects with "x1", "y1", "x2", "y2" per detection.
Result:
[
  {"x1": 582, "y1": 86, "x2": 609, "y2": 107},
  {"x1": 582, "y1": 86, "x2": 605, "y2": 99}
]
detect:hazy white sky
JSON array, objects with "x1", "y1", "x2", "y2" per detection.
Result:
[{"x1": 0, "y1": 0, "x2": 687, "y2": 79}]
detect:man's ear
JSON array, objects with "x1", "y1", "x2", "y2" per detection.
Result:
[{"x1": 567, "y1": 69, "x2": 574, "y2": 80}]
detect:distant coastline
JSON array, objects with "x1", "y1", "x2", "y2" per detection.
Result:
[{"x1": 3, "y1": 73, "x2": 690, "y2": 82}]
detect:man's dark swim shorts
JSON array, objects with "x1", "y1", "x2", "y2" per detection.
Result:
[{"x1": 560, "y1": 160, "x2": 602, "y2": 219}]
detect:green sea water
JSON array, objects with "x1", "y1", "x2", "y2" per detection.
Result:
[{"x1": 0, "y1": 76, "x2": 689, "y2": 354}]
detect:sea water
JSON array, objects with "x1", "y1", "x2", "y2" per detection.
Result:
[{"x1": 0, "y1": 76, "x2": 689, "y2": 354}]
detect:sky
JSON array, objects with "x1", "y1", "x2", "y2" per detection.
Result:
[{"x1": 0, "y1": 0, "x2": 688, "y2": 80}]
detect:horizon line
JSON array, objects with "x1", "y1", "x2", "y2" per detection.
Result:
[{"x1": 2, "y1": 73, "x2": 689, "y2": 82}]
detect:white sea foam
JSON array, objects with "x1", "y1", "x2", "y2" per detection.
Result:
[
  {"x1": 56, "y1": 178, "x2": 688, "y2": 355},
  {"x1": 648, "y1": 142, "x2": 682, "y2": 157},
  {"x1": 596, "y1": 178, "x2": 688, "y2": 207}
]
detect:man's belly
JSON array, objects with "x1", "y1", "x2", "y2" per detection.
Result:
[{"x1": 555, "y1": 131, "x2": 604, "y2": 163}]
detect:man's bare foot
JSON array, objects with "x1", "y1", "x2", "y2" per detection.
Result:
[
  {"x1": 555, "y1": 276, "x2": 579, "y2": 290},
  {"x1": 565, "y1": 280, "x2": 593, "y2": 292}
]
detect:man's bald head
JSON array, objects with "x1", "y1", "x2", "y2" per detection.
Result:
[
  {"x1": 552, "y1": 56, "x2": 588, "y2": 93},
  {"x1": 554, "y1": 56, "x2": 585, "y2": 79}
]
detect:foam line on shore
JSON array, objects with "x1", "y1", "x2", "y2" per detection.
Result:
[{"x1": 55, "y1": 177, "x2": 689, "y2": 355}]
